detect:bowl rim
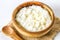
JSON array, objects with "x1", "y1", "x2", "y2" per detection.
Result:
[{"x1": 12, "y1": 1, "x2": 55, "y2": 37}]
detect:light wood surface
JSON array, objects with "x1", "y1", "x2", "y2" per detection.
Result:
[
  {"x1": 2, "y1": 25, "x2": 23, "y2": 40},
  {"x1": 2, "y1": 17, "x2": 60, "y2": 40}
]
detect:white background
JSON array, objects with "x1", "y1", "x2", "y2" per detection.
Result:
[{"x1": 0, "y1": 0, "x2": 60, "y2": 40}]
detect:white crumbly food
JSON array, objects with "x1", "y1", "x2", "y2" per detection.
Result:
[{"x1": 16, "y1": 5, "x2": 52, "y2": 32}]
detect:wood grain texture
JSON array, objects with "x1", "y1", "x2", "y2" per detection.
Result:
[{"x1": 2, "y1": 24, "x2": 23, "y2": 40}]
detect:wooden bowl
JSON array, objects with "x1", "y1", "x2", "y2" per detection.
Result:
[{"x1": 12, "y1": 1, "x2": 55, "y2": 37}]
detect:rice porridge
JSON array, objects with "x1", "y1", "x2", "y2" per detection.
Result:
[{"x1": 16, "y1": 5, "x2": 52, "y2": 32}]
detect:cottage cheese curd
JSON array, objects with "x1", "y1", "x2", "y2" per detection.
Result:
[{"x1": 16, "y1": 5, "x2": 52, "y2": 32}]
